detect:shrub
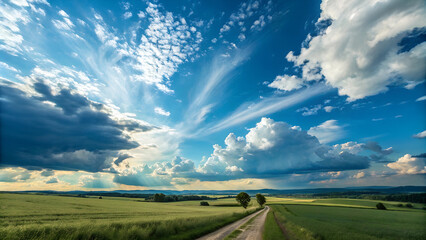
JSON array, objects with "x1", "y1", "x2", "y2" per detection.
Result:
[
  {"x1": 396, "y1": 203, "x2": 403, "y2": 207},
  {"x1": 376, "y1": 202, "x2": 387, "y2": 210},
  {"x1": 99, "y1": 196, "x2": 102, "y2": 199},
  {"x1": 406, "y1": 203, "x2": 413, "y2": 208},
  {"x1": 200, "y1": 201, "x2": 209, "y2": 206}
]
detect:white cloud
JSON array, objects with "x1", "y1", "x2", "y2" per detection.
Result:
[
  {"x1": 198, "y1": 118, "x2": 370, "y2": 179},
  {"x1": 413, "y1": 130, "x2": 426, "y2": 139},
  {"x1": 250, "y1": 15, "x2": 265, "y2": 31},
  {"x1": 154, "y1": 107, "x2": 170, "y2": 117},
  {"x1": 297, "y1": 104, "x2": 322, "y2": 116},
  {"x1": 0, "y1": 61, "x2": 19, "y2": 72},
  {"x1": 353, "y1": 171, "x2": 365, "y2": 179},
  {"x1": 308, "y1": 120, "x2": 344, "y2": 144},
  {"x1": 323, "y1": 106, "x2": 334, "y2": 112},
  {"x1": 130, "y1": 3, "x2": 203, "y2": 93},
  {"x1": 137, "y1": 11, "x2": 145, "y2": 18},
  {"x1": 238, "y1": 33, "x2": 246, "y2": 41},
  {"x1": 10, "y1": 0, "x2": 29, "y2": 7},
  {"x1": 282, "y1": 0, "x2": 426, "y2": 100},
  {"x1": 268, "y1": 74, "x2": 304, "y2": 91},
  {"x1": 387, "y1": 154, "x2": 426, "y2": 174},
  {"x1": 226, "y1": 166, "x2": 244, "y2": 172},
  {"x1": 58, "y1": 10, "x2": 69, "y2": 18},
  {"x1": 123, "y1": 12, "x2": 132, "y2": 19},
  {"x1": 220, "y1": 24, "x2": 230, "y2": 33},
  {"x1": 52, "y1": 10, "x2": 75, "y2": 31},
  {"x1": 416, "y1": 96, "x2": 426, "y2": 102},
  {"x1": 0, "y1": 3, "x2": 31, "y2": 55}
]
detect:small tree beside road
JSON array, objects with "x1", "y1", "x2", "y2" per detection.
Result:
[
  {"x1": 236, "y1": 192, "x2": 251, "y2": 209},
  {"x1": 256, "y1": 193, "x2": 266, "y2": 207}
]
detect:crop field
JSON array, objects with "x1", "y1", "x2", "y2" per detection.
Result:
[
  {"x1": 0, "y1": 193, "x2": 260, "y2": 240},
  {"x1": 2, "y1": 193, "x2": 425, "y2": 240},
  {"x1": 264, "y1": 198, "x2": 426, "y2": 240}
]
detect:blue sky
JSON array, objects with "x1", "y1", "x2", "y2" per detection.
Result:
[{"x1": 0, "y1": 0, "x2": 425, "y2": 190}]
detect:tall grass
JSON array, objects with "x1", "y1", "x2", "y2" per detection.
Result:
[
  {"x1": 1, "y1": 210, "x2": 258, "y2": 240},
  {"x1": 0, "y1": 193, "x2": 262, "y2": 240}
]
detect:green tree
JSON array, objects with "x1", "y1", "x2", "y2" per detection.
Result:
[
  {"x1": 236, "y1": 192, "x2": 251, "y2": 209},
  {"x1": 154, "y1": 193, "x2": 166, "y2": 202},
  {"x1": 376, "y1": 202, "x2": 387, "y2": 210},
  {"x1": 256, "y1": 193, "x2": 266, "y2": 207}
]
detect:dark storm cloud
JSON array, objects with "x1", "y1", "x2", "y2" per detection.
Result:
[
  {"x1": 413, "y1": 153, "x2": 426, "y2": 158},
  {"x1": 363, "y1": 142, "x2": 393, "y2": 155},
  {"x1": 362, "y1": 141, "x2": 393, "y2": 163},
  {"x1": 114, "y1": 153, "x2": 133, "y2": 165},
  {"x1": 0, "y1": 81, "x2": 153, "y2": 172}
]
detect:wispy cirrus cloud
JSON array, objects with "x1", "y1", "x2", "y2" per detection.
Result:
[{"x1": 201, "y1": 84, "x2": 331, "y2": 135}]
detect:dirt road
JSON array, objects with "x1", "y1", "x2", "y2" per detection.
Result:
[{"x1": 197, "y1": 206, "x2": 269, "y2": 240}]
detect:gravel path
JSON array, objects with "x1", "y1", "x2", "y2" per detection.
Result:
[
  {"x1": 235, "y1": 206, "x2": 269, "y2": 240},
  {"x1": 197, "y1": 206, "x2": 269, "y2": 240}
]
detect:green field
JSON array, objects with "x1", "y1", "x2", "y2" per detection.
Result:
[
  {"x1": 2, "y1": 193, "x2": 425, "y2": 240},
  {"x1": 0, "y1": 193, "x2": 260, "y2": 240},
  {"x1": 264, "y1": 198, "x2": 426, "y2": 240}
]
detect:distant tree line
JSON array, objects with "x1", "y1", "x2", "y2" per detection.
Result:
[
  {"x1": 300, "y1": 192, "x2": 426, "y2": 203},
  {"x1": 75, "y1": 193, "x2": 153, "y2": 198},
  {"x1": 148, "y1": 193, "x2": 217, "y2": 202}
]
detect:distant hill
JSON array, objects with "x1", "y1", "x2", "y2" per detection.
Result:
[{"x1": 3, "y1": 186, "x2": 425, "y2": 196}]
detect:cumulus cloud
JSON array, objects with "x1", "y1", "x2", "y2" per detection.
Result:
[
  {"x1": 0, "y1": 80, "x2": 153, "y2": 172},
  {"x1": 274, "y1": 0, "x2": 426, "y2": 100},
  {"x1": 197, "y1": 118, "x2": 370, "y2": 180},
  {"x1": 353, "y1": 171, "x2": 365, "y2": 179},
  {"x1": 413, "y1": 130, "x2": 426, "y2": 139},
  {"x1": 154, "y1": 107, "x2": 171, "y2": 116},
  {"x1": 268, "y1": 75, "x2": 304, "y2": 91},
  {"x1": 308, "y1": 120, "x2": 344, "y2": 144},
  {"x1": 123, "y1": 12, "x2": 132, "y2": 19},
  {"x1": 387, "y1": 154, "x2": 426, "y2": 174}
]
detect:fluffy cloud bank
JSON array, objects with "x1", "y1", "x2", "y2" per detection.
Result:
[
  {"x1": 197, "y1": 118, "x2": 372, "y2": 179},
  {"x1": 270, "y1": 0, "x2": 426, "y2": 100},
  {"x1": 387, "y1": 154, "x2": 426, "y2": 174},
  {"x1": 0, "y1": 80, "x2": 153, "y2": 172},
  {"x1": 115, "y1": 118, "x2": 391, "y2": 186}
]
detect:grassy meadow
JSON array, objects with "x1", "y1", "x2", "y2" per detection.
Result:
[
  {"x1": 263, "y1": 198, "x2": 426, "y2": 240},
  {"x1": 0, "y1": 193, "x2": 260, "y2": 240},
  {"x1": 2, "y1": 193, "x2": 425, "y2": 240}
]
